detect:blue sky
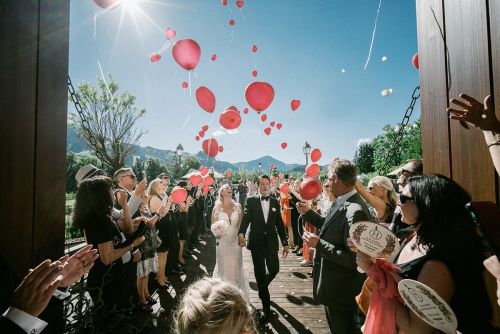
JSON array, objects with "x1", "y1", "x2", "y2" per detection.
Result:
[{"x1": 69, "y1": 0, "x2": 420, "y2": 165}]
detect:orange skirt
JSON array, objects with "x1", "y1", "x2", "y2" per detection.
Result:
[{"x1": 280, "y1": 197, "x2": 291, "y2": 227}]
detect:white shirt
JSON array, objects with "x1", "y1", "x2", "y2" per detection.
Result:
[
  {"x1": 2, "y1": 307, "x2": 47, "y2": 333},
  {"x1": 260, "y1": 195, "x2": 270, "y2": 223}
]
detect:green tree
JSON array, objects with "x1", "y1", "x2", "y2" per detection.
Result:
[
  {"x1": 69, "y1": 74, "x2": 146, "y2": 172},
  {"x1": 144, "y1": 157, "x2": 167, "y2": 181},
  {"x1": 66, "y1": 151, "x2": 106, "y2": 193},
  {"x1": 132, "y1": 157, "x2": 145, "y2": 181},
  {"x1": 353, "y1": 141, "x2": 375, "y2": 174}
]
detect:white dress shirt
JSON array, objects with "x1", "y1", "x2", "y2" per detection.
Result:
[
  {"x1": 3, "y1": 307, "x2": 48, "y2": 333},
  {"x1": 260, "y1": 195, "x2": 270, "y2": 223}
]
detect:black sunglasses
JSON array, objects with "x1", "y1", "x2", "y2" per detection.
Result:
[{"x1": 399, "y1": 194, "x2": 414, "y2": 204}]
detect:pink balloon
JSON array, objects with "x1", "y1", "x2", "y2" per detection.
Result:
[
  {"x1": 195, "y1": 135, "x2": 200, "y2": 141},
  {"x1": 202, "y1": 138, "x2": 219, "y2": 157},
  {"x1": 245, "y1": 81, "x2": 275, "y2": 112},
  {"x1": 229, "y1": 19, "x2": 235, "y2": 26},
  {"x1": 222, "y1": 0, "x2": 227, "y2": 5},
  {"x1": 219, "y1": 108, "x2": 241, "y2": 130},
  {"x1": 219, "y1": 146, "x2": 224, "y2": 152},
  {"x1": 270, "y1": 121, "x2": 275, "y2": 127},
  {"x1": 306, "y1": 163, "x2": 320, "y2": 178},
  {"x1": 172, "y1": 39, "x2": 201, "y2": 71},
  {"x1": 196, "y1": 86, "x2": 216, "y2": 113},
  {"x1": 252, "y1": 44, "x2": 257, "y2": 53},
  {"x1": 281, "y1": 142, "x2": 287, "y2": 149},
  {"x1": 93, "y1": 0, "x2": 118, "y2": 9},
  {"x1": 200, "y1": 166, "x2": 209, "y2": 176},
  {"x1": 280, "y1": 183, "x2": 290, "y2": 194},
  {"x1": 226, "y1": 105, "x2": 238, "y2": 111},
  {"x1": 226, "y1": 170, "x2": 232, "y2": 177},
  {"x1": 199, "y1": 130, "x2": 205, "y2": 138},
  {"x1": 150, "y1": 53, "x2": 161, "y2": 63},
  {"x1": 291, "y1": 99, "x2": 301, "y2": 111},
  {"x1": 165, "y1": 27, "x2": 176, "y2": 40},
  {"x1": 260, "y1": 114, "x2": 267, "y2": 122},
  {"x1": 189, "y1": 174, "x2": 203, "y2": 187},
  {"x1": 211, "y1": 54, "x2": 217, "y2": 61},
  {"x1": 264, "y1": 127, "x2": 271, "y2": 136},
  {"x1": 300, "y1": 178, "x2": 322, "y2": 200},
  {"x1": 276, "y1": 123, "x2": 282, "y2": 130},
  {"x1": 181, "y1": 81, "x2": 188, "y2": 89},
  {"x1": 412, "y1": 53, "x2": 419, "y2": 70},
  {"x1": 243, "y1": 107, "x2": 249, "y2": 114},
  {"x1": 236, "y1": 0, "x2": 244, "y2": 8},
  {"x1": 202, "y1": 125, "x2": 209, "y2": 131},
  {"x1": 203, "y1": 176, "x2": 215, "y2": 186},
  {"x1": 310, "y1": 148, "x2": 322, "y2": 163},
  {"x1": 252, "y1": 70, "x2": 258, "y2": 77},
  {"x1": 171, "y1": 186, "x2": 188, "y2": 204}
]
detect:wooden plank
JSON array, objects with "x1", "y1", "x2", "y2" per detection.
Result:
[
  {"x1": 33, "y1": 0, "x2": 69, "y2": 264},
  {"x1": 0, "y1": 1, "x2": 38, "y2": 278},
  {"x1": 490, "y1": 0, "x2": 500, "y2": 205},
  {"x1": 444, "y1": 0, "x2": 495, "y2": 201},
  {"x1": 415, "y1": 0, "x2": 451, "y2": 176}
]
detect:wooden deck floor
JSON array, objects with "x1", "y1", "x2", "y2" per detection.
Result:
[{"x1": 145, "y1": 233, "x2": 329, "y2": 334}]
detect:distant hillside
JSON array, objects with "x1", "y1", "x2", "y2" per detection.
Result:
[{"x1": 67, "y1": 127, "x2": 304, "y2": 172}]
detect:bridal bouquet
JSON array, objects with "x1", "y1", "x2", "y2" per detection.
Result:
[{"x1": 211, "y1": 220, "x2": 230, "y2": 245}]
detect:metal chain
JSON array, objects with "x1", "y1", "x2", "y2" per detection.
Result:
[
  {"x1": 67, "y1": 75, "x2": 106, "y2": 165},
  {"x1": 381, "y1": 86, "x2": 420, "y2": 174}
]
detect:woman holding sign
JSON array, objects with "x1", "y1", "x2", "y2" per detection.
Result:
[{"x1": 355, "y1": 174, "x2": 493, "y2": 334}]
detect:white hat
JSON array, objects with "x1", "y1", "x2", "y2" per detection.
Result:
[{"x1": 75, "y1": 164, "x2": 101, "y2": 185}]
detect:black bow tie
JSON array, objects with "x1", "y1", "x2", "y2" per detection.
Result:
[{"x1": 261, "y1": 196, "x2": 270, "y2": 201}]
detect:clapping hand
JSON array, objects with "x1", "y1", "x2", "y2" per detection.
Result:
[
  {"x1": 116, "y1": 190, "x2": 128, "y2": 207},
  {"x1": 447, "y1": 94, "x2": 500, "y2": 132},
  {"x1": 302, "y1": 230, "x2": 319, "y2": 248},
  {"x1": 58, "y1": 244, "x2": 98, "y2": 288},
  {"x1": 134, "y1": 178, "x2": 147, "y2": 197}
]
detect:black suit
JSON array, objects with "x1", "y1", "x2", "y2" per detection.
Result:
[
  {"x1": 239, "y1": 195, "x2": 288, "y2": 312},
  {"x1": 0, "y1": 316, "x2": 26, "y2": 334}
]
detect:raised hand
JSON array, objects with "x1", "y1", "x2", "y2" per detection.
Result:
[
  {"x1": 59, "y1": 244, "x2": 98, "y2": 287},
  {"x1": 134, "y1": 178, "x2": 147, "y2": 197},
  {"x1": 447, "y1": 94, "x2": 500, "y2": 132}
]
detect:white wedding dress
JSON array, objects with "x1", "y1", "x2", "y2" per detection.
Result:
[{"x1": 212, "y1": 203, "x2": 249, "y2": 299}]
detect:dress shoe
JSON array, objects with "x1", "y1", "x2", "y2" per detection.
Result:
[
  {"x1": 259, "y1": 309, "x2": 270, "y2": 323},
  {"x1": 300, "y1": 259, "x2": 313, "y2": 267}
]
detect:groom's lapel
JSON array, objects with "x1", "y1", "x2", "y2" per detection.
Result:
[{"x1": 255, "y1": 197, "x2": 266, "y2": 224}]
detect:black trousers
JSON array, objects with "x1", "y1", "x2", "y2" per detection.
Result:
[
  {"x1": 324, "y1": 304, "x2": 362, "y2": 334},
  {"x1": 250, "y1": 244, "x2": 279, "y2": 311}
]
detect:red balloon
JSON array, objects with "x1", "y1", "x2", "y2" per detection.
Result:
[
  {"x1": 202, "y1": 138, "x2": 219, "y2": 158},
  {"x1": 189, "y1": 174, "x2": 203, "y2": 187},
  {"x1": 202, "y1": 125, "x2": 209, "y2": 131},
  {"x1": 222, "y1": 0, "x2": 227, "y2": 5},
  {"x1": 252, "y1": 44, "x2": 257, "y2": 53},
  {"x1": 196, "y1": 86, "x2": 216, "y2": 113},
  {"x1": 199, "y1": 130, "x2": 205, "y2": 138},
  {"x1": 300, "y1": 178, "x2": 322, "y2": 200},
  {"x1": 202, "y1": 184, "x2": 209, "y2": 193},
  {"x1": 195, "y1": 135, "x2": 200, "y2": 141},
  {"x1": 226, "y1": 170, "x2": 232, "y2": 177},
  {"x1": 200, "y1": 166, "x2": 209, "y2": 176},
  {"x1": 281, "y1": 142, "x2": 287, "y2": 149},
  {"x1": 219, "y1": 108, "x2": 241, "y2": 130},
  {"x1": 236, "y1": 0, "x2": 244, "y2": 8},
  {"x1": 165, "y1": 27, "x2": 176, "y2": 40},
  {"x1": 182, "y1": 81, "x2": 188, "y2": 89},
  {"x1": 264, "y1": 127, "x2": 271, "y2": 136},
  {"x1": 261, "y1": 114, "x2": 267, "y2": 122},
  {"x1": 245, "y1": 81, "x2": 275, "y2": 112},
  {"x1": 229, "y1": 19, "x2": 235, "y2": 26},
  {"x1": 276, "y1": 123, "x2": 282, "y2": 130},
  {"x1": 291, "y1": 99, "x2": 301, "y2": 111},
  {"x1": 203, "y1": 176, "x2": 215, "y2": 186},
  {"x1": 252, "y1": 70, "x2": 258, "y2": 77},
  {"x1": 218, "y1": 146, "x2": 224, "y2": 152},
  {"x1": 270, "y1": 121, "x2": 275, "y2": 127},
  {"x1": 211, "y1": 54, "x2": 217, "y2": 61},
  {"x1": 171, "y1": 186, "x2": 188, "y2": 204},
  {"x1": 306, "y1": 163, "x2": 320, "y2": 178},
  {"x1": 226, "y1": 105, "x2": 238, "y2": 111},
  {"x1": 150, "y1": 53, "x2": 161, "y2": 63},
  {"x1": 280, "y1": 183, "x2": 290, "y2": 194},
  {"x1": 412, "y1": 53, "x2": 419, "y2": 70},
  {"x1": 93, "y1": 0, "x2": 118, "y2": 9},
  {"x1": 172, "y1": 39, "x2": 201, "y2": 71},
  {"x1": 310, "y1": 148, "x2": 322, "y2": 162},
  {"x1": 243, "y1": 107, "x2": 249, "y2": 114}
]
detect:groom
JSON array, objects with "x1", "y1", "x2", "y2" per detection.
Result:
[{"x1": 238, "y1": 174, "x2": 289, "y2": 322}]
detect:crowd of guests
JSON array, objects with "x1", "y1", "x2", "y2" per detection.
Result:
[{"x1": 2, "y1": 92, "x2": 500, "y2": 334}]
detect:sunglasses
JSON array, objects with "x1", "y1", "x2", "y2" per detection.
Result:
[
  {"x1": 399, "y1": 194, "x2": 414, "y2": 204},
  {"x1": 123, "y1": 174, "x2": 136, "y2": 180},
  {"x1": 368, "y1": 185, "x2": 379, "y2": 191}
]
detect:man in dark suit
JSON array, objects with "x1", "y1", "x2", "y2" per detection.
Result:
[
  {"x1": 238, "y1": 175, "x2": 289, "y2": 322},
  {"x1": 299, "y1": 159, "x2": 371, "y2": 334}
]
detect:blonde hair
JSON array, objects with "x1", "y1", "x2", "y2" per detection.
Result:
[
  {"x1": 369, "y1": 176, "x2": 397, "y2": 208},
  {"x1": 214, "y1": 183, "x2": 234, "y2": 207},
  {"x1": 174, "y1": 277, "x2": 255, "y2": 334},
  {"x1": 146, "y1": 178, "x2": 163, "y2": 206}
]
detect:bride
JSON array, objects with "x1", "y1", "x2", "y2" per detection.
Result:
[{"x1": 211, "y1": 184, "x2": 249, "y2": 299}]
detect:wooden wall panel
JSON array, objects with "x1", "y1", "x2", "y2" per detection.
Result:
[
  {"x1": 0, "y1": 2, "x2": 38, "y2": 278},
  {"x1": 416, "y1": 0, "x2": 451, "y2": 177},
  {"x1": 33, "y1": 0, "x2": 69, "y2": 264},
  {"x1": 444, "y1": 0, "x2": 495, "y2": 201}
]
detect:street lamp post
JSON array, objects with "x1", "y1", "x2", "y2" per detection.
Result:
[
  {"x1": 258, "y1": 162, "x2": 262, "y2": 174},
  {"x1": 176, "y1": 143, "x2": 184, "y2": 178},
  {"x1": 303, "y1": 141, "x2": 311, "y2": 165}
]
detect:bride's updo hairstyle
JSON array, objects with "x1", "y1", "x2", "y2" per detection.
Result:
[
  {"x1": 174, "y1": 277, "x2": 255, "y2": 334},
  {"x1": 214, "y1": 183, "x2": 233, "y2": 207}
]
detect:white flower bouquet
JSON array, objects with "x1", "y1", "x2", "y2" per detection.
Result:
[{"x1": 211, "y1": 220, "x2": 230, "y2": 245}]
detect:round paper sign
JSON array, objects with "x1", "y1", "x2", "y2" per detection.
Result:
[
  {"x1": 398, "y1": 279, "x2": 457, "y2": 334},
  {"x1": 349, "y1": 221, "x2": 400, "y2": 258}
]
